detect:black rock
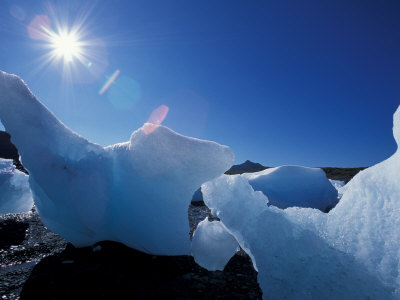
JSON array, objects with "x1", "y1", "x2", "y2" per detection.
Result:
[
  {"x1": 1, "y1": 206, "x2": 261, "y2": 300},
  {"x1": 0, "y1": 131, "x2": 18, "y2": 161},
  {"x1": 20, "y1": 241, "x2": 262, "y2": 299},
  {"x1": 0, "y1": 131, "x2": 28, "y2": 174}
]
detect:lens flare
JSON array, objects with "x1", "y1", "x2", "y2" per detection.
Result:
[
  {"x1": 144, "y1": 105, "x2": 169, "y2": 135},
  {"x1": 10, "y1": 5, "x2": 26, "y2": 21},
  {"x1": 99, "y1": 70, "x2": 120, "y2": 95},
  {"x1": 107, "y1": 75, "x2": 141, "y2": 110},
  {"x1": 28, "y1": 15, "x2": 51, "y2": 40}
]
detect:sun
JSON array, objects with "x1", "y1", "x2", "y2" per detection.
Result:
[{"x1": 49, "y1": 30, "x2": 82, "y2": 63}]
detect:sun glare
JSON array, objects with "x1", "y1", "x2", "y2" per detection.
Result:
[
  {"x1": 29, "y1": 7, "x2": 109, "y2": 83},
  {"x1": 47, "y1": 29, "x2": 82, "y2": 63},
  {"x1": 51, "y1": 31, "x2": 81, "y2": 62}
]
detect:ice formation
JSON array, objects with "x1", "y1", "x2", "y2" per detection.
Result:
[
  {"x1": 329, "y1": 179, "x2": 345, "y2": 198},
  {"x1": 324, "y1": 105, "x2": 400, "y2": 292},
  {"x1": 0, "y1": 70, "x2": 234, "y2": 255},
  {"x1": 202, "y1": 175, "x2": 394, "y2": 299},
  {"x1": 201, "y1": 105, "x2": 400, "y2": 298},
  {"x1": 191, "y1": 218, "x2": 238, "y2": 271},
  {"x1": 243, "y1": 165, "x2": 338, "y2": 211},
  {"x1": 0, "y1": 158, "x2": 33, "y2": 215}
]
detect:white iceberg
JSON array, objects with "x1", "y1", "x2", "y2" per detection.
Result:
[
  {"x1": 202, "y1": 175, "x2": 394, "y2": 299},
  {"x1": 323, "y1": 105, "x2": 400, "y2": 291},
  {"x1": 201, "y1": 106, "x2": 400, "y2": 298},
  {"x1": 244, "y1": 165, "x2": 338, "y2": 211},
  {"x1": 191, "y1": 218, "x2": 238, "y2": 271},
  {"x1": 0, "y1": 70, "x2": 234, "y2": 255},
  {"x1": 0, "y1": 158, "x2": 33, "y2": 215}
]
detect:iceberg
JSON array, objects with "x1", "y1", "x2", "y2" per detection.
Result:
[
  {"x1": 243, "y1": 165, "x2": 338, "y2": 211},
  {"x1": 0, "y1": 70, "x2": 234, "y2": 255},
  {"x1": 201, "y1": 106, "x2": 400, "y2": 298},
  {"x1": 0, "y1": 158, "x2": 33, "y2": 215}
]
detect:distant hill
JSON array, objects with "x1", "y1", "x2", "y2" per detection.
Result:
[
  {"x1": 321, "y1": 167, "x2": 367, "y2": 183},
  {"x1": 225, "y1": 160, "x2": 267, "y2": 175},
  {"x1": 225, "y1": 159, "x2": 367, "y2": 183}
]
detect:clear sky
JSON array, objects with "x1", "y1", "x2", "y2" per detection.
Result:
[{"x1": 0, "y1": 0, "x2": 399, "y2": 167}]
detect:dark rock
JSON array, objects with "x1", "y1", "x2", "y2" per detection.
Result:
[
  {"x1": 0, "y1": 131, "x2": 18, "y2": 161},
  {"x1": 1, "y1": 206, "x2": 261, "y2": 300},
  {"x1": 0, "y1": 208, "x2": 68, "y2": 299},
  {"x1": 0, "y1": 131, "x2": 28, "y2": 174},
  {"x1": 0, "y1": 219, "x2": 28, "y2": 250},
  {"x1": 321, "y1": 167, "x2": 367, "y2": 183},
  {"x1": 20, "y1": 240, "x2": 262, "y2": 299}
]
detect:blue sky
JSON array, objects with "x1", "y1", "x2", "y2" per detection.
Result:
[{"x1": 0, "y1": 0, "x2": 399, "y2": 167}]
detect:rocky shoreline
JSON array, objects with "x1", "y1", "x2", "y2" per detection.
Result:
[{"x1": 1, "y1": 205, "x2": 262, "y2": 299}]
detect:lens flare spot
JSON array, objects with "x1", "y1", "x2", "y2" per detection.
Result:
[
  {"x1": 99, "y1": 70, "x2": 120, "y2": 95},
  {"x1": 107, "y1": 75, "x2": 141, "y2": 110},
  {"x1": 144, "y1": 105, "x2": 170, "y2": 135},
  {"x1": 10, "y1": 5, "x2": 26, "y2": 21},
  {"x1": 28, "y1": 15, "x2": 51, "y2": 40}
]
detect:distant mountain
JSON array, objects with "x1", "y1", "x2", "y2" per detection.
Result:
[{"x1": 225, "y1": 160, "x2": 267, "y2": 175}]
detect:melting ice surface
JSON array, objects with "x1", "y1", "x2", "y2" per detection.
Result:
[
  {"x1": 0, "y1": 71, "x2": 234, "y2": 255},
  {"x1": 0, "y1": 158, "x2": 33, "y2": 215},
  {"x1": 201, "y1": 106, "x2": 400, "y2": 299}
]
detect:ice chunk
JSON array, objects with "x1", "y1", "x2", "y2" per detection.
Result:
[
  {"x1": 0, "y1": 70, "x2": 234, "y2": 255},
  {"x1": 324, "y1": 105, "x2": 400, "y2": 291},
  {"x1": 201, "y1": 105, "x2": 400, "y2": 298},
  {"x1": 191, "y1": 218, "x2": 238, "y2": 271},
  {"x1": 202, "y1": 175, "x2": 395, "y2": 299},
  {"x1": 243, "y1": 166, "x2": 338, "y2": 211},
  {"x1": 329, "y1": 179, "x2": 345, "y2": 190},
  {"x1": 0, "y1": 158, "x2": 33, "y2": 215}
]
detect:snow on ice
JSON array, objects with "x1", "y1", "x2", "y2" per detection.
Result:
[
  {"x1": 0, "y1": 158, "x2": 33, "y2": 215},
  {"x1": 201, "y1": 105, "x2": 400, "y2": 298},
  {"x1": 0, "y1": 70, "x2": 234, "y2": 255}
]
